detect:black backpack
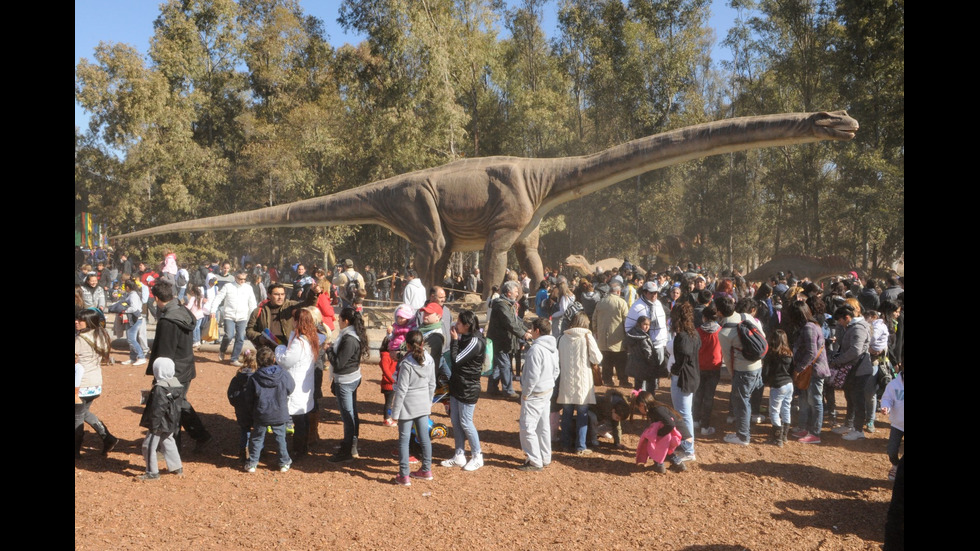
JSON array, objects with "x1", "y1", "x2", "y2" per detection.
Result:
[
  {"x1": 345, "y1": 272, "x2": 359, "y2": 301},
  {"x1": 723, "y1": 314, "x2": 769, "y2": 362}
]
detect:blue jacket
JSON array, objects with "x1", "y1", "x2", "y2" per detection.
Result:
[{"x1": 247, "y1": 365, "x2": 295, "y2": 426}]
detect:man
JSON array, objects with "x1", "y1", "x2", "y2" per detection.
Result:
[
  {"x1": 208, "y1": 270, "x2": 257, "y2": 366},
  {"x1": 214, "y1": 262, "x2": 235, "y2": 291},
  {"x1": 465, "y1": 268, "x2": 481, "y2": 294},
  {"x1": 880, "y1": 275, "x2": 903, "y2": 303},
  {"x1": 717, "y1": 296, "x2": 765, "y2": 446},
  {"x1": 417, "y1": 286, "x2": 452, "y2": 353},
  {"x1": 593, "y1": 282, "x2": 629, "y2": 387},
  {"x1": 291, "y1": 263, "x2": 314, "y2": 300},
  {"x1": 146, "y1": 281, "x2": 211, "y2": 449},
  {"x1": 486, "y1": 280, "x2": 531, "y2": 397},
  {"x1": 81, "y1": 273, "x2": 106, "y2": 311},
  {"x1": 118, "y1": 252, "x2": 133, "y2": 280},
  {"x1": 363, "y1": 264, "x2": 377, "y2": 301},
  {"x1": 624, "y1": 281, "x2": 668, "y2": 389},
  {"x1": 246, "y1": 283, "x2": 316, "y2": 348},
  {"x1": 518, "y1": 318, "x2": 559, "y2": 471},
  {"x1": 403, "y1": 269, "x2": 426, "y2": 310},
  {"x1": 333, "y1": 259, "x2": 365, "y2": 308}
]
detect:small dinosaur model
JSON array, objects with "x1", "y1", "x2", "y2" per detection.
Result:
[
  {"x1": 116, "y1": 111, "x2": 858, "y2": 296},
  {"x1": 743, "y1": 254, "x2": 865, "y2": 283}
]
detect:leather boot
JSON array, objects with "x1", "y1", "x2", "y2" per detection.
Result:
[
  {"x1": 75, "y1": 425, "x2": 85, "y2": 459},
  {"x1": 782, "y1": 424, "x2": 791, "y2": 446},
  {"x1": 92, "y1": 421, "x2": 119, "y2": 455},
  {"x1": 350, "y1": 436, "x2": 359, "y2": 459},
  {"x1": 771, "y1": 425, "x2": 783, "y2": 447},
  {"x1": 307, "y1": 410, "x2": 319, "y2": 446}
]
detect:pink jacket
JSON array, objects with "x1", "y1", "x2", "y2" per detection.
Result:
[{"x1": 636, "y1": 422, "x2": 682, "y2": 465}]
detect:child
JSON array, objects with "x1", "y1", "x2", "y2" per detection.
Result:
[
  {"x1": 137, "y1": 358, "x2": 184, "y2": 480},
  {"x1": 227, "y1": 349, "x2": 257, "y2": 463},
  {"x1": 387, "y1": 304, "x2": 417, "y2": 356},
  {"x1": 880, "y1": 368, "x2": 904, "y2": 481},
  {"x1": 379, "y1": 335, "x2": 397, "y2": 426},
  {"x1": 244, "y1": 346, "x2": 295, "y2": 473},
  {"x1": 763, "y1": 330, "x2": 794, "y2": 447},
  {"x1": 589, "y1": 389, "x2": 631, "y2": 448},
  {"x1": 390, "y1": 330, "x2": 436, "y2": 486},
  {"x1": 694, "y1": 304, "x2": 723, "y2": 436},
  {"x1": 75, "y1": 354, "x2": 84, "y2": 459},
  {"x1": 625, "y1": 316, "x2": 658, "y2": 392},
  {"x1": 632, "y1": 390, "x2": 684, "y2": 473}
]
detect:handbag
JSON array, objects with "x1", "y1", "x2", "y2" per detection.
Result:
[
  {"x1": 792, "y1": 347, "x2": 823, "y2": 390},
  {"x1": 205, "y1": 316, "x2": 220, "y2": 342}
]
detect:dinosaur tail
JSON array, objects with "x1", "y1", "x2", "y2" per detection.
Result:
[{"x1": 113, "y1": 187, "x2": 386, "y2": 240}]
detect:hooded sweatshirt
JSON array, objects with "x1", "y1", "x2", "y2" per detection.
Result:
[
  {"x1": 696, "y1": 321, "x2": 723, "y2": 371},
  {"x1": 146, "y1": 300, "x2": 198, "y2": 384},
  {"x1": 139, "y1": 357, "x2": 184, "y2": 434},
  {"x1": 249, "y1": 365, "x2": 295, "y2": 426},
  {"x1": 521, "y1": 334, "x2": 560, "y2": 399}
]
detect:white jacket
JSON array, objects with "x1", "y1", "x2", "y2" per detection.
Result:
[
  {"x1": 280, "y1": 333, "x2": 316, "y2": 416},
  {"x1": 556, "y1": 327, "x2": 603, "y2": 405},
  {"x1": 208, "y1": 281, "x2": 256, "y2": 321}
]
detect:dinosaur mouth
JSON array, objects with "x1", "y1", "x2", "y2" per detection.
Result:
[{"x1": 814, "y1": 112, "x2": 859, "y2": 140}]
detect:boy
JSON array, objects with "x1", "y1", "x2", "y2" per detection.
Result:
[
  {"x1": 244, "y1": 347, "x2": 295, "y2": 473},
  {"x1": 137, "y1": 358, "x2": 184, "y2": 480}
]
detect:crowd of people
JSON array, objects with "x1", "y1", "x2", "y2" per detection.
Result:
[{"x1": 75, "y1": 247, "x2": 904, "y2": 489}]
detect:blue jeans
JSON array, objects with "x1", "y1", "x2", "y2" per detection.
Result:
[
  {"x1": 450, "y1": 397, "x2": 481, "y2": 456},
  {"x1": 247, "y1": 424, "x2": 290, "y2": 469},
  {"x1": 670, "y1": 375, "x2": 695, "y2": 455},
  {"x1": 126, "y1": 318, "x2": 145, "y2": 360},
  {"x1": 192, "y1": 317, "x2": 203, "y2": 344},
  {"x1": 335, "y1": 379, "x2": 361, "y2": 449},
  {"x1": 732, "y1": 370, "x2": 763, "y2": 442},
  {"x1": 798, "y1": 376, "x2": 826, "y2": 434},
  {"x1": 488, "y1": 350, "x2": 514, "y2": 394},
  {"x1": 769, "y1": 382, "x2": 793, "y2": 427},
  {"x1": 560, "y1": 404, "x2": 590, "y2": 452},
  {"x1": 221, "y1": 318, "x2": 248, "y2": 361},
  {"x1": 398, "y1": 416, "x2": 431, "y2": 476}
]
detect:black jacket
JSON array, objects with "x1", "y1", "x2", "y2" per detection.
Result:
[
  {"x1": 247, "y1": 365, "x2": 294, "y2": 426},
  {"x1": 449, "y1": 333, "x2": 485, "y2": 404},
  {"x1": 670, "y1": 331, "x2": 701, "y2": 394},
  {"x1": 139, "y1": 381, "x2": 184, "y2": 435},
  {"x1": 486, "y1": 297, "x2": 526, "y2": 353},
  {"x1": 146, "y1": 300, "x2": 197, "y2": 384}
]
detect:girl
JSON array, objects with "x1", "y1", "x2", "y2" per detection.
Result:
[
  {"x1": 391, "y1": 331, "x2": 436, "y2": 486},
  {"x1": 764, "y1": 330, "x2": 794, "y2": 447},
  {"x1": 669, "y1": 302, "x2": 700, "y2": 463},
  {"x1": 387, "y1": 304, "x2": 416, "y2": 356},
  {"x1": 441, "y1": 310, "x2": 487, "y2": 471},
  {"x1": 625, "y1": 316, "x2": 657, "y2": 392},
  {"x1": 280, "y1": 308, "x2": 320, "y2": 459},
  {"x1": 693, "y1": 304, "x2": 723, "y2": 436},
  {"x1": 880, "y1": 367, "x2": 904, "y2": 481},
  {"x1": 379, "y1": 334, "x2": 397, "y2": 426},
  {"x1": 227, "y1": 349, "x2": 257, "y2": 463},
  {"x1": 112, "y1": 279, "x2": 145, "y2": 365},
  {"x1": 327, "y1": 307, "x2": 369, "y2": 462},
  {"x1": 184, "y1": 283, "x2": 205, "y2": 347},
  {"x1": 75, "y1": 309, "x2": 118, "y2": 456},
  {"x1": 632, "y1": 391, "x2": 685, "y2": 473}
]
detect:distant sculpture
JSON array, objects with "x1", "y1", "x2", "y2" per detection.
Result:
[
  {"x1": 744, "y1": 255, "x2": 865, "y2": 282},
  {"x1": 116, "y1": 112, "x2": 858, "y2": 297},
  {"x1": 564, "y1": 255, "x2": 645, "y2": 278}
]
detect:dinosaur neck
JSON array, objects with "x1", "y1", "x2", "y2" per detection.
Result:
[{"x1": 536, "y1": 113, "x2": 827, "y2": 216}]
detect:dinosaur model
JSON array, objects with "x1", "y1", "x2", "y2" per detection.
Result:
[
  {"x1": 116, "y1": 111, "x2": 858, "y2": 297},
  {"x1": 564, "y1": 255, "x2": 646, "y2": 278},
  {"x1": 743, "y1": 254, "x2": 866, "y2": 283}
]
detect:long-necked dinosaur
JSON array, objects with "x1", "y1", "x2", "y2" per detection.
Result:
[
  {"x1": 116, "y1": 111, "x2": 858, "y2": 296},
  {"x1": 743, "y1": 254, "x2": 866, "y2": 283}
]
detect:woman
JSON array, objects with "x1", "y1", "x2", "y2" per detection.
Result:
[
  {"x1": 669, "y1": 302, "x2": 700, "y2": 465},
  {"x1": 788, "y1": 302, "x2": 831, "y2": 444},
  {"x1": 112, "y1": 279, "x2": 146, "y2": 366},
  {"x1": 557, "y1": 311, "x2": 603, "y2": 454},
  {"x1": 549, "y1": 279, "x2": 576, "y2": 337},
  {"x1": 314, "y1": 277, "x2": 336, "y2": 334},
  {"x1": 440, "y1": 310, "x2": 487, "y2": 471},
  {"x1": 75, "y1": 309, "x2": 118, "y2": 457},
  {"x1": 326, "y1": 307, "x2": 369, "y2": 462},
  {"x1": 184, "y1": 283, "x2": 205, "y2": 347},
  {"x1": 280, "y1": 308, "x2": 319, "y2": 458}
]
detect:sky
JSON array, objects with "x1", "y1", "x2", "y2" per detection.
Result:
[{"x1": 75, "y1": 0, "x2": 738, "y2": 130}]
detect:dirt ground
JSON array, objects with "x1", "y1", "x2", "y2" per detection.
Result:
[{"x1": 75, "y1": 345, "x2": 897, "y2": 550}]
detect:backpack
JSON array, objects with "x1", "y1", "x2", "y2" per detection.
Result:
[
  {"x1": 723, "y1": 314, "x2": 768, "y2": 362},
  {"x1": 344, "y1": 272, "x2": 359, "y2": 301},
  {"x1": 176, "y1": 269, "x2": 188, "y2": 288},
  {"x1": 562, "y1": 300, "x2": 584, "y2": 326}
]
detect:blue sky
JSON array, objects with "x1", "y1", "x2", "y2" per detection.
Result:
[{"x1": 75, "y1": 0, "x2": 737, "y2": 130}]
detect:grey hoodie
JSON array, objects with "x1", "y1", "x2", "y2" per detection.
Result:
[{"x1": 521, "y1": 335, "x2": 560, "y2": 398}]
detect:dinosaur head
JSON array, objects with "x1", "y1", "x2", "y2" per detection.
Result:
[{"x1": 810, "y1": 111, "x2": 859, "y2": 141}]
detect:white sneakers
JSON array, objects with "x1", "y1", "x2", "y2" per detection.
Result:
[
  {"x1": 441, "y1": 454, "x2": 466, "y2": 468},
  {"x1": 723, "y1": 433, "x2": 750, "y2": 446},
  {"x1": 463, "y1": 453, "x2": 484, "y2": 472}
]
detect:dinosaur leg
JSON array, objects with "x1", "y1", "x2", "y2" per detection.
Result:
[
  {"x1": 408, "y1": 191, "x2": 449, "y2": 292},
  {"x1": 481, "y1": 230, "x2": 520, "y2": 299},
  {"x1": 514, "y1": 227, "x2": 545, "y2": 290}
]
